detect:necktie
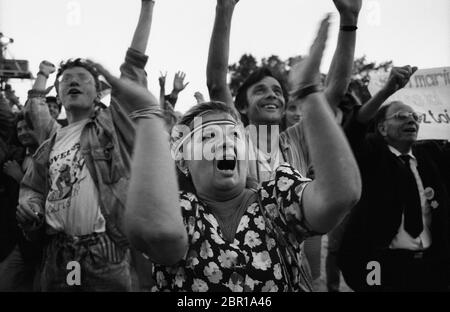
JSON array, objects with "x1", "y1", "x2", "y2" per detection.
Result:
[{"x1": 398, "y1": 155, "x2": 423, "y2": 238}]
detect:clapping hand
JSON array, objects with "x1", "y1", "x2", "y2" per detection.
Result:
[{"x1": 289, "y1": 15, "x2": 331, "y2": 92}]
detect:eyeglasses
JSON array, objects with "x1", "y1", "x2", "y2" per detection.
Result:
[
  {"x1": 385, "y1": 111, "x2": 419, "y2": 122},
  {"x1": 58, "y1": 73, "x2": 93, "y2": 84}
]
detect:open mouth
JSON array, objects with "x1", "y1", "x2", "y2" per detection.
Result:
[
  {"x1": 216, "y1": 158, "x2": 237, "y2": 171},
  {"x1": 67, "y1": 88, "x2": 82, "y2": 95},
  {"x1": 262, "y1": 104, "x2": 279, "y2": 110},
  {"x1": 403, "y1": 127, "x2": 417, "y2": 133}
]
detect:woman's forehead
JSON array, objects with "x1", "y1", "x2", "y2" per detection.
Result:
[
  {"x1": 187, "y1": 111, "x2": 240, "y2": 131},
  {"x1": 200, "y1": 111, "x2": 238, "y2": 123}
]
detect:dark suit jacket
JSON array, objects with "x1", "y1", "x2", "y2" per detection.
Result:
[{"x1": 338, "y1": 114, "x2": 450, "y2": 291}]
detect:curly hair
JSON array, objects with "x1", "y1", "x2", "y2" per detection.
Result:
[{"x1": 54, "y1": 58, "x2": 101, "y2": 93}]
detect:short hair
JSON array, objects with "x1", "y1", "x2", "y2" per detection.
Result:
[
  {"x1": 373, "y1": 102, "x2": 405, "y2": 135},
  {"x1": 16, "y1": 111, "x2": 25, "y2": 123},
  {"x1": 55, "y1": 58, "x2": 101, "y2": 93},
  {"x1": 235, "y1": 67, "x2": 289, "y2": 126},
  {"x1": 45, "y1": 96, "x2": 61, "y2": 111}
]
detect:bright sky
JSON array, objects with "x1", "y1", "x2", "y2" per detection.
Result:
[{"x1": 1, "y1": 0, "x2": 449, "y2": 113}]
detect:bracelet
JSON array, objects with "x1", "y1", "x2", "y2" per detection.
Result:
[
  {"x1": 129, "y1": 106, "x2": 165, "y2": 121},
  {"x1": 27, "y1": 89, "x2": 47, "y2": 99},
  {"x1": 340, "y1": 25, "x2": 358, "y2": 32},
  {"x1": 290, "y1": 85, "x2": 323, "y2": 100},
  {"x1": 37, "y1": 71, "x2": 49, "y2": 79}
]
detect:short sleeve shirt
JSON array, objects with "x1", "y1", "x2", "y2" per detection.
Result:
[{"x1": 153, "y1": 163, "x2": 315, "y2": 292}]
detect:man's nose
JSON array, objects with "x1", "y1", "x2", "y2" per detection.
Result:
[
  {"x1": 266, "y1": 89, "x2": 278, "y2": 99},
  {"x1": 69, "y1": 79, "x2": 81, "y2": 86}
]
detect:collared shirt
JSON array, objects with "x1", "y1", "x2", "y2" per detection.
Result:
[
  {"x1": 246, "y1": 132, "x2": 284, "y2": 183},
  {"x1": 246, "y1": 120, "x2": 311, "y2": 184},
  {"x1": 387, "y1": 145, "x2": 432, "y2": 250}
]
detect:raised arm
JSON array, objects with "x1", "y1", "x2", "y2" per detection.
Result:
[
  {"x1": 357, "y1": 65, "x2": 417, "y2": 124},
  {"x1": 23, "y1": 61, "x2": 60, "y2": 145},
  {"x1": 115, "y1": 0, "x2": 154, "y2": 112},
  {"x1": 289, "y1": 16, "x2": 361, "y2": 234},
  {"x1": 324, "y1": 0, "x2": 362, "y2": 110},
  {"x1": 130, "y1": 0, "x2": 155, "y2": 54},
  {"x1": 206, "y1": 0, "x2": 238, "y2": 107},
  {"x1": 95, "y1": 63, "x2": 187, "y2": 265}
]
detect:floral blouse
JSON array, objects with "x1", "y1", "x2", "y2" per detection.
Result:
[{"x1": 152, "y1": 164, "x2": 316, "y2": 292}]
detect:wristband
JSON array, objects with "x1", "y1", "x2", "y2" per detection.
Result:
[
  {"x1": 37, "y1": 71, "x2": 49, "y2": 79},
  {"x1": 340, "y1": 25, "x2": 358, "y2": 32},
  {"x1": 290, "y1": 85, "x2": 322, "y2": 100}
]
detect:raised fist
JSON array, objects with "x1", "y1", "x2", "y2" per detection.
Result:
[
  {"x1": 383, "y1": 65, "x2": 418, "y2": 95},
  {"x1": 39, "y1": 60, "x2": 56, "y2": 77}
]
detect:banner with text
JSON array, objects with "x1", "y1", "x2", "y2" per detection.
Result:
[{"x1": 369, "y1": 67, "x2": 450, "y2": 140}]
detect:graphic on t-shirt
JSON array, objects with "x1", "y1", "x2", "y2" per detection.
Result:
[
  {"x1": 45, "y1": 121, "x2": 105, "y2": 236},
  {"x1": 47, "y1": 142, "x2": 86, "y2": 202}
]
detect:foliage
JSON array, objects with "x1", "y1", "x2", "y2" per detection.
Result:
[{"x1": 228, "y1": 54, "x2": 392, "y2": 103}]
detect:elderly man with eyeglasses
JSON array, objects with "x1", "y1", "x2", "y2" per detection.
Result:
[{"x1": 337, "y1": 65, "x2": 450, "y2": 291}]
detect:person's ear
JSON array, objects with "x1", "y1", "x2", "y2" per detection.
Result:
[{"x1": 378, "y1": 121, "x2": 388, "y2": 137}]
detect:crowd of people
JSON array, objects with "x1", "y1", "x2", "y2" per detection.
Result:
[{"x1": 0, "y1": 0, "x2": 449, "y2": 292}]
